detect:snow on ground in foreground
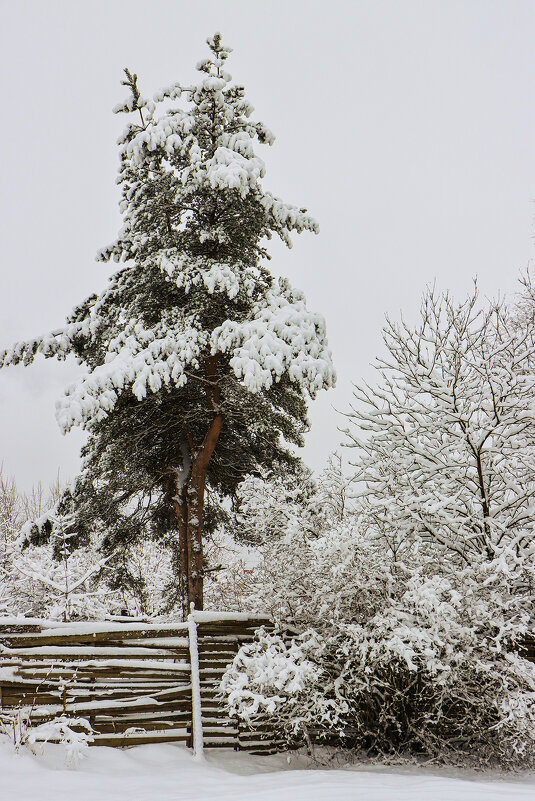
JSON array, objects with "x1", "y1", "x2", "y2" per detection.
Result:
[{"x1": 1, "y1": 740, "x2": 535, "y2": 801}]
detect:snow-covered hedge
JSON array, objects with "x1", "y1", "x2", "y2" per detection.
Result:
[{"x1": 221, "y1": 526, "x2": 535, "y2": 768}]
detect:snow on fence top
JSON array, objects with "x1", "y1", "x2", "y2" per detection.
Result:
[
  {"x1": 0, "y1": 611, "x2": 269, "y2": 630},
  {"x1": 190, "y1": 611, "x2": 270, "y2": 623}
]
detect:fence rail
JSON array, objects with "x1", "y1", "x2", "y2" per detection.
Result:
[{"x1": 0, "y1": 613, "x2": 275, "y2": 753}]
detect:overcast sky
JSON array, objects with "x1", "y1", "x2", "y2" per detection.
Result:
[{"x1": 1, "y1": 0, "x2": 535, "y2": 491}]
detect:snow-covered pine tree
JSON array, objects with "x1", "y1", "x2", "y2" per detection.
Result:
[{"x1": 1, "y1": 34, "x2": 334, "y2": 614}]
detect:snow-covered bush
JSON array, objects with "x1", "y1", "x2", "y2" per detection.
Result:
[
  {"x1": 222, "y1": 521, "x2": 535, "y2": 768},
  {"x1": 222, "y1": 628, "x2": 326, "y2": 749},
  {"x1": 0, "y1": 709, "x2": 93, "y2": 766},
  {"x1": 27, "y1": 716, "x2": 93, "y2": 766},
  {"x1": 0, "y1": 708, "x2": 31, "y2": 751},
  {"x1": 223, "y1": 628, "x2": 322, "y2": 720},
  {"x1": 325, "y1": 568, "x2": 535, "y2": 766}
]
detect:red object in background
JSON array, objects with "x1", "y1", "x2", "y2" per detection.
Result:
[{"x1": 243, "y1": 569, "x2": 254, "y2": 574}]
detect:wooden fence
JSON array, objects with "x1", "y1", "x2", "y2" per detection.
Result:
[{"x1": 0, "y1": 612, "x2": 278, "y2": 754}]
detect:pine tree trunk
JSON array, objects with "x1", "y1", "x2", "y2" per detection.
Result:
[
  {"x1": 173, "y1": 488, "x2": 190, "y2": 619},
  {"x1": 171, "y1": 354, "x2": 223, "y2": 616},
  {"x1": 187, "y1": 464, "x2": 206, "y2": 611}
]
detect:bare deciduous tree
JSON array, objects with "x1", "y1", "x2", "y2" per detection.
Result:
[{"x1": 346, "y1": 286, "x2": 535, "y2": 564}]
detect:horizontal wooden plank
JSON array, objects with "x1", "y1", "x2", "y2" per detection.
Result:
[
  {"x1": 1, "y1": 686, "x2": 188, "y2": 705},
  {"x1": 1, "y1": 678, "x2": 184, "y2": 689},
  {"x1": 0, "y1": 628, "x2": 190, "y2": 648},
  {"x1": 203, "y1": 740, "x2": 236, "y2": 748},
  {"x1": 197, "y1": 659, "x2": 238, "y2": 668},
  {"x1": 94, "y1": 721, "x2": 189, "y2": 735},
  {"x1": 91, "y1": 729, "x2": 189, "y2": 747},
  {"x1": 8, "y1": 666, "x2": 187, "y2": 679},
  {"x1": 28, "y1": 697, "x2": 193, "y2": 720},
  {"x1": 98, "y1": 708, "x2": 192, "y2": 721},
  {"x1": 11, "y1": 656, "x2": 189, "y2": 668},
  {"x1": 240, "y1": 743, "x2": 285, "y2": 749},
  {"x1": 13, "y1": 685, "x2": 196, "y2": 714},
  {"x1": 4, "y1": 647, "x2": 186, "y2": 660}
]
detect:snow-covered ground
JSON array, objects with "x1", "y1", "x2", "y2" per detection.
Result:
[{"x1": 1, "y1": 740, "x2": 535, "y2": 801}]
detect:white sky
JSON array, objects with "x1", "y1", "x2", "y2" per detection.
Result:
[{"x1": 1, "y1": 0, "x2": 535, "y2": 491}]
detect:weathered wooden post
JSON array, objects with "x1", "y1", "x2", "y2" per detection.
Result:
[{"x1": 187, "y1": 611, "x2": 204, "y2": 759}]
